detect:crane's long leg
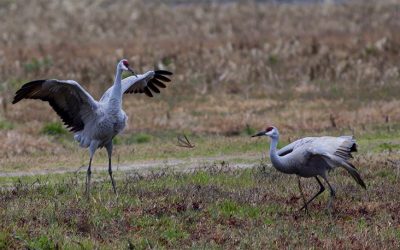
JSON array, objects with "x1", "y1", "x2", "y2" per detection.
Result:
[
  {"x1": 322, "y1": 176, "x2": 336, "y2": 213},
  {"x1": 297, "y1": 176, "x2": 309, "y2": 215},
  {"x1": 299, "y1": 176, "x2": 325, "y2": 211},
  {"x1": 106, "y1": 142, "x2": 117, "y2": 195},
  {"x1": 85, "y1": 157, "x2": 93, "y2": 195},
  {"x1": 86, "y1": 141, "x2": 99, "y2": 197}
]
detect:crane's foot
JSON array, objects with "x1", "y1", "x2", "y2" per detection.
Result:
[
  {"x1": 111, "y1": 180, "x2": 117, "y2": 196},
  {"x1": 297, "y1": 177, "x2": 310, "y2": 216},
  {"x1": 108, "y1": 170, "x2": 118, "y2": 196},
  {"x1": 299, "y1": 204, "x2": 311, "y2": 216},
  {"x1": 85, "y1": 169, "x2": 92, "y2": 199},
  {"x1": 85, "y1": 177, "x2": 91, "y2": 198},
  {"x1": 325, "y1": 181, "x2": 336, "y2": 215},
  {"x1": 326, "y1": 196, "x2": 336, "y2": 215},
  {"x1": 85, "y1": 157, "x2": 93, "y2": 199}
]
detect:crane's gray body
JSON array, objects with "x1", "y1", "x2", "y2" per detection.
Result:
[
  {"x1": 73, "y1": 101, "x2": 127, "y2": 149},
  {"x1": 253, "y1": 126, "x2": 365, "y2": 211},
  {"x1": 274, "y1": 136, "x2": 356, "y2": 178},
  {"x1": 74, "y1": 71, "x2": 156, "y2": 150}
]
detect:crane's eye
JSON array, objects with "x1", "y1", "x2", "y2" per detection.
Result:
[{"x1": 122, "y1": 60, "x2": 129, "y2": 67}]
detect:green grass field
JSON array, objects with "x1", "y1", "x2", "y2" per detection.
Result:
[
  {"x1": 1, "y1": 130, "x2": 400, "y2": 249},
  {"x1": 1, "y1": 159, "x2": 399, "y2": 249}
]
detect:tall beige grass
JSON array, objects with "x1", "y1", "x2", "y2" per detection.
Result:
[{"x1": 0, "y1": 0, "x2": 399, "y2": 158}]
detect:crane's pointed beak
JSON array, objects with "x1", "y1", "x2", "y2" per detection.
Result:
[
  {"x1": 128, "y1": 67, "x2": 137, "y2": 77},
  {"x1": 251, "y1": 131, "x2": 265, "y2": 137}
]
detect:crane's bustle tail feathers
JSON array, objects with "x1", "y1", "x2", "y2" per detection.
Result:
[
  {"x1": 335, "y1": 136, "x2": 357, "y2": 160},
  {"x1": 350, "y1": 142, "x2": 357, "y2": 152},
  {"x1": 74, "y1": 133, "x2": 90, "y2": 148},
  {"x1": 74, "y1": 134, "x2": 81, "y2": 142},
  {"x1": 319, "y1": 152, "x2": 366, "y2": 189},
  {"x1": 341, "y1": 162, "x2": 367, "y2": 189}
]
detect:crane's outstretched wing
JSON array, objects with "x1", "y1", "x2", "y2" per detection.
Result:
[
  {"x1": 277, "y1": 136, "x2": 356, "y2": 159},
  {"x1": 122, "y1": 70, "x2": 173, "y2": 97},
  {"x1": 277, "y1": 137, "x2": 316, "y2": 156},
  {"x1": 305, "y1": 136, "x2": 357, "y2": 161},
  {"x1": 99, "y1": 70, "x2": 173, "y2": 102},
  {"x1": 12, "y1": 79, "x2": 98, "y2": 132}
]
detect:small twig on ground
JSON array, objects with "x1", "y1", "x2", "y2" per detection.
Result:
[
  {"x1": 74, "y1": 165, "x2": 86, "y2": 174},
  {"x1": 177, "y1": 134, "x2": 195, "y2": 148},
  {"x1": 30, "y1": 178, "x2": 41, "y2": 188}
]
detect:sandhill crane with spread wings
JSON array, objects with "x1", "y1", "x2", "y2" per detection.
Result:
[
  {"x1": 12, "y1": 59, "x2": 173, "y2": 195},
  {"x1": 252, "y1": 126, "x2": 366, "y2": 213}
]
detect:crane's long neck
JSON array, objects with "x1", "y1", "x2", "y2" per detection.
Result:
[
  {"x1": 269, "y1": 136, "x2": 294, "y2": 174},
  {"x1": 109, "y1": 66, "x2": 123, "y2": 109}
]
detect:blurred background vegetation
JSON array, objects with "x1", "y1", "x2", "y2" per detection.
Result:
[{"x1": 0, "y1": 0, "x2": 399, "y2": 168}]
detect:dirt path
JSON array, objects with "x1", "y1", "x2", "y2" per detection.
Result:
[{"x1": 0, "y1": 154, "x2": 268, "y2": 178}]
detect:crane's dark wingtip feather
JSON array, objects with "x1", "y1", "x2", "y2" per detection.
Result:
[
  {"x1": 148, "y1": 82, "x2": 160, "y2": 94},
  {"x1": 12, "y1": 79, "x2": 48, "y2": 104},
  {"x1": 143, "y1": 87, "x2": 153, "y2": 97},
  {"x1": 154, "y1": 74, "x2": 171, "y2": 82},
  {"x1": 154, "y1": 70, "x2": 173, "y2": 76},
  {"x1": 152, "y1": 79, "x2": 166, "y2": 88}
]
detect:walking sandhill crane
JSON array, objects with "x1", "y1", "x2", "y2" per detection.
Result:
[
  {"x1": 252, "y1": 126, "x2": 366, "y2": 213},
  {"x1": 12, "y1": 59, "x2": 173, "y2": 195}
]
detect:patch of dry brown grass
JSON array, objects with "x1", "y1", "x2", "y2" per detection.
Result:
[{"x1": 0, "y1": 0, "x2": 399, "y2": 165}]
